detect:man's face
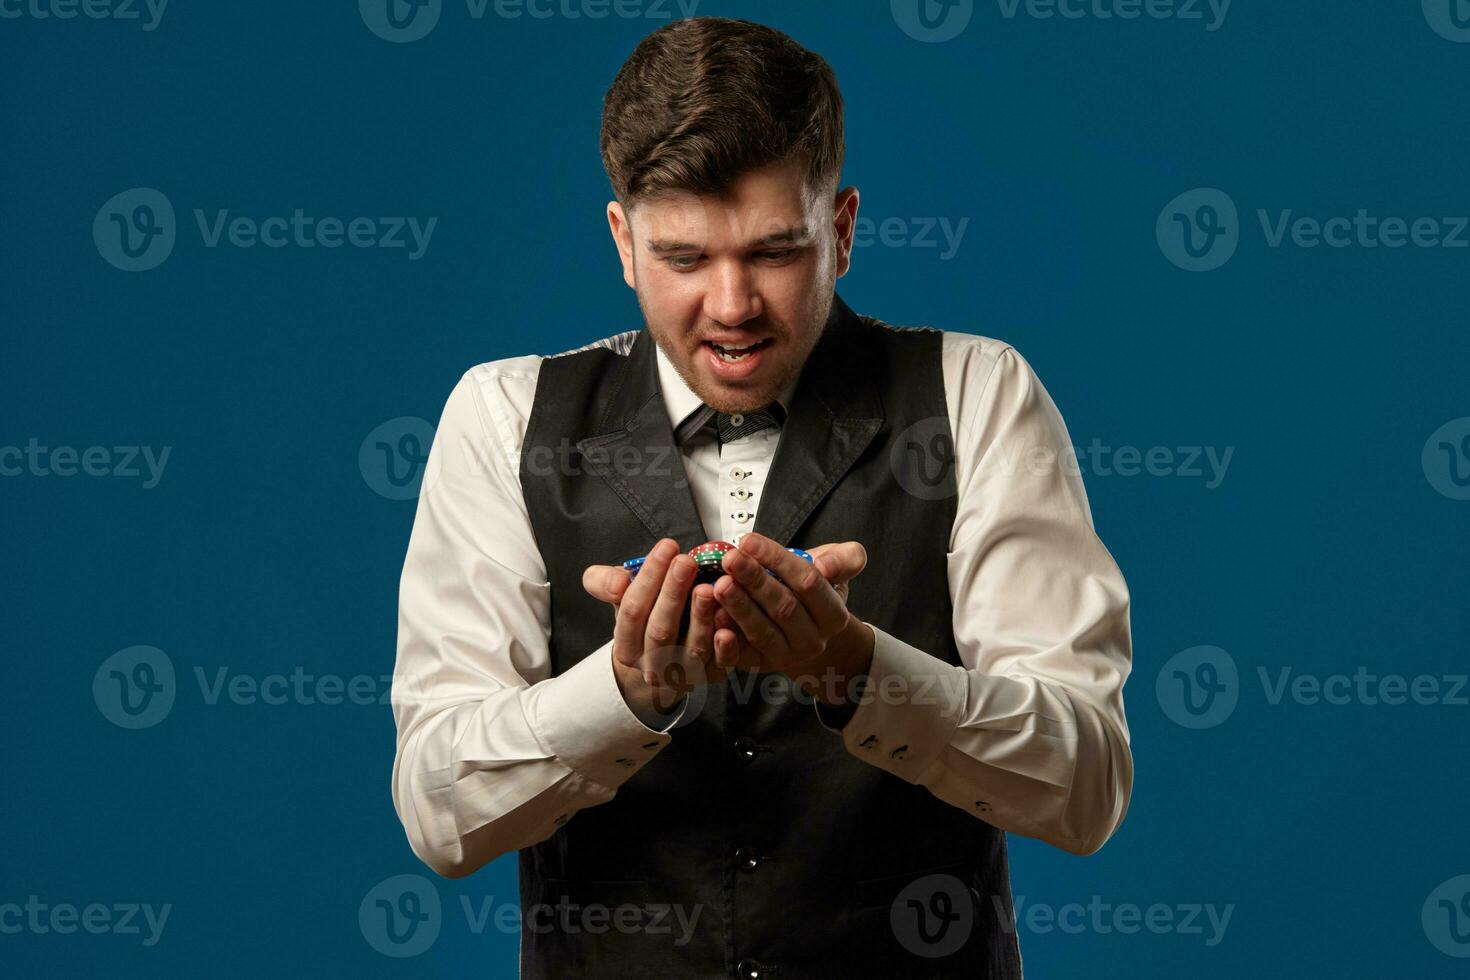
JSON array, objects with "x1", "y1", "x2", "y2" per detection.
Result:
[{"x1": 607, "y1": 159, "x2": 859, "y2": 414}]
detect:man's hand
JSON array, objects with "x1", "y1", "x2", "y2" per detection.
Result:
[
  {"x1": 583, "y1": 540, "x2": 754, "y2": 687},
  {"x1": 711, "y1": 533, "x2": 875, "y2": 705},
  {"x1": 582, "y1": 538, "x2": 721, "y2": 718},
  {"x1": 582, "y1": 537, "x2": 870, "y2": 678}
]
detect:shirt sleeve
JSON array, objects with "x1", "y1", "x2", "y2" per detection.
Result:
[
  {"x1": 813, "y1": 340, "x2": 1134, "y2": 856},
  {"x1": 391, "y1": 366, "x2": 685, "y2": 879}
]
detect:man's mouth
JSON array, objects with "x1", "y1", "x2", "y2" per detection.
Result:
[{"x1": 703, "y1": 338, "x2": 773, "y2": 363}]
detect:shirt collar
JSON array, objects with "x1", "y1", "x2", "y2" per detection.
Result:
[{"x1": 654, "y1": 337, "x2": 798, "y2": 444}]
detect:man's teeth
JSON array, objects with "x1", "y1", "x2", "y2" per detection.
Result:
[{"x1": 711, "y1": 340, "x2": 762, "y2": 362}]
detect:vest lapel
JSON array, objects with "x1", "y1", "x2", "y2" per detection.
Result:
[
  {"x1": 755, "y1": 293, "x2": 885, "y2": 545},
  {"x1": 575, "y1": 328, "x2": 709, "y2": 546}
]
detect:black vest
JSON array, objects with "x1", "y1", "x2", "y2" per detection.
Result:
[{"x1": 517, "y1": 294, "x2": 1021, "y2": 978}]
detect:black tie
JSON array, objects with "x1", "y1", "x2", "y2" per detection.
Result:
[{"x1": 714, "y1": 403, "x2": 785, "y2": 445}]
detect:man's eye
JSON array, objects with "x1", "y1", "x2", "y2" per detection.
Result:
[
  {"x1": 758, "y1": 249, "x2": 797, "y2": 261},
  {"x1": 664, "y1": 255, "x2": 701, "y2": 270}
]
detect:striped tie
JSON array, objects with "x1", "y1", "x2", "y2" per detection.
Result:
[{"x1": 714, "y1": 403, "x2": 785, "y2": 445}]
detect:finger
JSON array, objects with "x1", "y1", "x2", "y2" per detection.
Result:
[
  {"x1": 806, "y1": 540, "x2": 868, "y2": 589},
  {"x1": 735, "y1": 534, "x2": 849, "y2": 638},
  {"x1": 722, "y1": 547, "x2": 822, "y2": 652},
  {"x1": 643, "y1": 554, "x2": 696, "y2": 685},
  {"x1": 685, "y1": 584, "x2": 715, "y2": 656},
  {"x1": 685, "y1": 585, "x2": 725, "y2": 684},
  {"x1": 802, "y1": 545, "x2": 850, "y2": 604},
  {"x1": 711, "y1": 604, "x2": 763, "y2": 664},
  {"x1": 582, "y1": 563, "x2": 631, "y2": 605},
  {"x1": 735, "y1": 532, "x2": 812, "y2": 584},
  {"x1": 612, "y1": 538, "x2": 676, "y2": 668},
  {"x1": 714, "y1": 577, "x2": 790, "y2": 660},
  {"x1": 713, "y1": 627, "x2": 762, "y2": 672},
  {"x1": 711, "y1": 608, "x2": 748, "y2": 669},
  {"x1": 713, "y1": 628, "x2": 737, "y2": 669}
]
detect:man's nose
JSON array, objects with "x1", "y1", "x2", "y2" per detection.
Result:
[{"x1": 702, "y1": 260, "x2": 763, "y2": 327}]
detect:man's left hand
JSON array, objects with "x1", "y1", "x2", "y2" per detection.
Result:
[{"x1": 712, "y1": 532, "x2": 875, "y2": 705}]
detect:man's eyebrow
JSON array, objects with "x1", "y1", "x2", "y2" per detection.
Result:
[{"x1": 644, "y1": 225, "x2": 813, "y2": 254}]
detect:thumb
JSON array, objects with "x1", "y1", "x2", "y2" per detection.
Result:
[
  {"x1": 811, "y1": 541, "x2": 867, "y2": 586},
  {"x1": 582, "y1": 564, "x2": 631, "y2": 605}
]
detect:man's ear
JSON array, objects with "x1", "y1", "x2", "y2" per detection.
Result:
[
  {"x1": 607, "y1": 201, "x2": 637, "y2": 290},
  {"x1": 832, "y1": 185, "x2": 859, "y2": 279}
]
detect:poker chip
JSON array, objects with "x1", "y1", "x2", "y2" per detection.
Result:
[{"x1": 687, "y1": 540, "x2": 735, "y2": 583}]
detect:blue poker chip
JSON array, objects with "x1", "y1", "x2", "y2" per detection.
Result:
[{"x1": 767, "y1": 547, "x2": 814, "y2": 579}]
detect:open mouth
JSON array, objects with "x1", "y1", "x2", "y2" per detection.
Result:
[{"x1": 703, "y1": 338, "x2": 773, "y2": 363}]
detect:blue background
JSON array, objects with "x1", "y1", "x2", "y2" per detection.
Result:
[{"x1": 3, "y1": 1, "x2": 1468, "y2": 976}]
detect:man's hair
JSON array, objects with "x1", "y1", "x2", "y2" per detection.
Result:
[{"x1": 600, "y1": 17, "x2": 844, "y2": 209}]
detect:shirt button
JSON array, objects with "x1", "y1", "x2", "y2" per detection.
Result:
[
  {"x1": 730, "y1": 486, "x2": 752, "y2": 501},
  {"x1": 731, "y1": 510, "x2": 752, "y2": 523},
  {"x1": 736, "y1": 959, "x2": 773, "y2": 979},
  {"x1": 733, "y1": 737, "x2": 763, "y2": 765},
  {"x1": 729, "y1": 466, "x2": 748, "y2": 481},
  {"x1": 735, "y1": 846, "x2": 764, "y2": 872}
]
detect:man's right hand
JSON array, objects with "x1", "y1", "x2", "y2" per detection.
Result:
[{"x1": 591, "y1": 538, "x2": 722, "y2": 719}]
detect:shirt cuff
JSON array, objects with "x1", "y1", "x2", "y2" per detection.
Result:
[
  {"x1": 526, "y1": 639, "x2": 679, "y2": 788},
  {"x1": 821, "y1": 622, "x2": 968, "y2": 783}
]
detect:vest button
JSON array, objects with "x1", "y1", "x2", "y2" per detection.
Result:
[
  {"x1": 733, "y1": 736, "x2": 762, "y2": 765},
  {"x1": 736, "y1": 959, "x2": 773, "y2": 979},
  {"x1": 735, "y1": 846, "x2": 764, "y2": 872}
]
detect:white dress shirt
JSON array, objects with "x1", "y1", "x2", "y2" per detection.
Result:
[{"x1": 391, "y1": 325, "x2": 1134, "y2": 879}]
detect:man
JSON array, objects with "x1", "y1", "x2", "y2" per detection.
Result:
[{"x1": 392, "y1": 16, "x2": 1132, "y2": 979}]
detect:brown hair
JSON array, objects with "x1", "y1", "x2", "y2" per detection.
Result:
[{"x1": 599, "y1": 17, "x2": 844, "y2": 209}]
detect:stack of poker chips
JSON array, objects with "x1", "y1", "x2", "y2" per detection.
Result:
[{"x1": 623, "y1": 540, "x2": 813, "y2": 584}]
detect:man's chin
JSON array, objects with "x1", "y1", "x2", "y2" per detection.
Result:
[
  {"x1": 682, "y1": 351, "x2": 776, "y2": 409},
  {"x1": 693, "y1": 384, "x2": 778, "y2": 415}
]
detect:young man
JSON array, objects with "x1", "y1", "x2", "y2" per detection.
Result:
[{"x1": 392, "y1": 16, "x2": 1132, "y2": 979}]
